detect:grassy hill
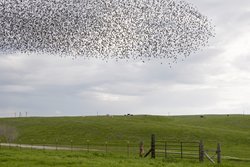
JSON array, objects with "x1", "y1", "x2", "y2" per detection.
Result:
[{"x1": 0, "y1": 115, "x2": 249, "y2": 160}]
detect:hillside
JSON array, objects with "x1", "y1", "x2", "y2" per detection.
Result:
[{"x1": 0, "y1": 115, "x2": 250, "y2": 159}]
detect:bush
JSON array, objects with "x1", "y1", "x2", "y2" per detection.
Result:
[{"x1": 0, "y1": 125, "x2": 18, "y2": 142}]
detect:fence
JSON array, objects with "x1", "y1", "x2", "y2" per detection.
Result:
[
  {"x1": 0, "y1": 135, "x2": 221, "y2": 164},
  {"x1": 155, "y1": 140, "x2": 201, "y2": 160},
  {"x1": 0, "y1": 139, "x2": 150, "y2": 158},
  {"x1": 144, "y1": 134, "x2": 221, "y2": 164}
]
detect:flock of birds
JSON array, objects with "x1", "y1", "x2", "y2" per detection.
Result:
[{"x1": 0, "y1": 0, "x2": 214, "y2": 64}]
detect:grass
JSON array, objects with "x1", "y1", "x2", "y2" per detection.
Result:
[
  {"x1": 0, "y1": 115, "x2": 250, "y2": 166},
  {"x1": 0, "y1": 147, "x2": 248, "y2": 167}
]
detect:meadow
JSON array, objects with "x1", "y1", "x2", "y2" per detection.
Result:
[
  {"x1": 0, "y1": 148, "x2": 248, "y2": 167},
  {"x1": 0, "y1": 115, "x2": 250, "y2": 166}
]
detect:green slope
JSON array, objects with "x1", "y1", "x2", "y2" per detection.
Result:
[
  {"x1": 0, "y1": 115, "x2": 250, "y2": 159},
  {"x1": 0, "y1": 148, "x2": 248, "y2": 167}
]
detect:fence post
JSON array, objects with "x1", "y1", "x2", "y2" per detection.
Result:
[
  {"x1": 139, "y1": 141, "x2": 144, "y2": 157},
  {"x1": 217, "y1": 143, "x2": 221, "y2": 164},
  {"x1": 56, "y1": 139, "x2": 58, "y2": 151},
  {"x1": 127, "y1": 141, "x2": 130, "y2": 157},
  {"x1": 181, "y1": 142, "x2": 183, "y2": 159},
  {"x1": 199, "y1": 140, "x2": 204, "y2": 162},
  {"x1": 70, "y1": 140, "x2": 73, "y2": 152},
  {"x1": 87, "y1": 140, "x2": 89, "y2": 152},
  {"x1": 19, "y1": 139, "x2": 22, "y2": 150},
  {"x1": 31, "y1": 139, "x2": 33, "y2": 150},
  {"x1": 105, "y1": 141, "x2": 108, "y2": 154},
  {"x1": 151, "y1": 134, "x2": 155, "y2": 159},
  {"x1": 164, "y1": 141, "x2": 167, "y2": 159},
  {"x1": 43, "y1": 139, "x2": 45, "y2": 152}
]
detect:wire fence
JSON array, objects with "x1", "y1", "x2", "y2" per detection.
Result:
[
  {"x1": 155, "y1": 140, "x2": 200, "y2": 160},
  {"x1": 0, "y1": 139, "x2": 151, "y2": 157}
]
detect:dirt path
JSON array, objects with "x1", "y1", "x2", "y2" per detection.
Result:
[{"x1": 0, "y1": 143, "x2": 103, "y2": 152}]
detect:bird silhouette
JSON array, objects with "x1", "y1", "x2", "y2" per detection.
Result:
[{"x1": 0, "y1": 0, "x2": 214, "y2": 66}]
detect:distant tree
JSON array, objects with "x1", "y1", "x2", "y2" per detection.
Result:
[{"x1": 0, "y1": 125, "x2": 18, "y2": 142}]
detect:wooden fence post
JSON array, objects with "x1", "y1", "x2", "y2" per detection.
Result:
[
  {"x1": 70, "y1": 140, "x2": 73, "y2": 152},
  {"x1": 56, "y1": 139, "x2": 58, "y2": 151},
  {"x1": 151, "y1": 134, "x2": 155, "y2": 159},
  {"x1": 127, "y1": 141, "x2": 130, "y2": 158},
  {"x1": 19, "y1": 139, "x2": 22, "y2": 150},
  {"x1": 31, "y1": 139, "x2": 33, "y2": 150},
  {"x1": 43, "y1": 139, "x2": 45, "y2": 152},
  {"x1": 139, "y1": 141, "x2": 144, "y2": 157},
  {"x1": 199, "y1": 140, "x2": 204, "y2": 162},
  {"x1": 164, "y1": 141, "x2": 167, "y2": 159},
  {"x1": 217, "y1": 143, "x2": 221, "y2": 164},
  {"x1": 181, "y1": 142, "x2": 183, "y2": 159},
  {"x1": 105, "y1": 141, "x2": 108, "y2": 154},
  {"x1": 87, "y1": 140, "x2": 89, "y2": 152}
]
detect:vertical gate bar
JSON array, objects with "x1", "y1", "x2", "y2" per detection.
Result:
[
  {"x1": 217, "y1": 143, "x2": 221, "y2": 164},
  {"x1": 199, "y1": 140, "x2": 204, "y2": 162},
  {"x1": 151, "y1": 134, "x2": 155, "y2": 159}
]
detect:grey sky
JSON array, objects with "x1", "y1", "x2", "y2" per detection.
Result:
[{"x1": 1, "y1": 0, "x2": 250, "y2": 117}]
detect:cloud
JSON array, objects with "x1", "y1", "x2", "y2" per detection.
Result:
[
  {"x1": 1, "y1": 0, "x2": 250, "y2": 117},
  {"x1": 0, "y1": 85, "x2": 34, "y2": 93}
]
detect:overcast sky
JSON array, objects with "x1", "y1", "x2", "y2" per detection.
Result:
[{"x1": 1, "y1": 0, "x2": 250, "y2": 117}]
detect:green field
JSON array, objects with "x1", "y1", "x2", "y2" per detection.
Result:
[
  {"x1": 0, "y1": 115, "x2": 250, "y2": 166},
  {"x1": 0, "y1": 148, "x2": 248, "y2": 167}
]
